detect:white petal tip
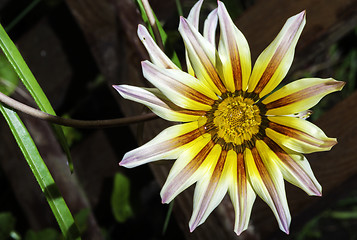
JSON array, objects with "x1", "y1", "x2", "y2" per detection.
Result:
[
  {"x1": 113, "y1": 85, "x2": 125, "y2": 96},
  {"x1": 234, "y1": 223, "x2": 248, "y2": 236},
  {"x1": 118, "y1": 157, "x2": 136, "y2": 168},
  {"x1": 280, "y1": 221, "x2": 290, "y2": 235},
  {"x1": 234, "y1": 229, "x2": 244, "y2": 236},
  {"x1": 112, "y1": 84, "x2": 120, "y2": 91},
  {"x1": 161, "y1": 196, "x2": 169, "y2": 204}
]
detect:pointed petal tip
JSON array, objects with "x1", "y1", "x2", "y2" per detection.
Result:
[
  {"x1": 338, "y1": 80, "x2": 346, "y2": 90},
  {"x1": 234, "y1": 227, "x2": 244, "y2": 236},
  {"x1": 315, "y1": 190, "x2": 322, "y2": 197},
  {"x1": 137, "y1": 24, "x2": 145, "y2": 36},
  {"x1": 189, "y1": 224, "x2": 197, "y2": 233},
  {"x1": 112, "y1": 84, "x2": 123, "y2": 94},
  {"x1": 160, "y1": 194, "x2": 169, "y2": 204},
  {"x1": 280, "y1": 219, "x2": 291, "y2": 235}
]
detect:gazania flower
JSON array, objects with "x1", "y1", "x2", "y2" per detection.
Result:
[{"x1": 113, "y1": 0, "x2": 344, "y2": 235}]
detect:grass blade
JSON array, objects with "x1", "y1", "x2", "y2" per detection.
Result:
[
  {"x1": 0, "y1": 104, "x2": 80, "y2": 240},
  {"x1": 0, "y1": 23, "x2": 73, "y2": 171}
]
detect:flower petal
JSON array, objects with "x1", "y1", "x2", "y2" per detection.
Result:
[
  {"x1": 217, "y1": 1, "x2": 251, "y2": 92},
  {"x1": 119, "y1": 121, "x2": 204, "y2": 168},
  {"x1": 227, "y1": 151, "x2": 256, "y2": 235},
  {"x1": 189, "y1": 145, "x2": 230, "y2": 231},
  {"x1": 262, "y1": 78, "x2": 345, "y2": 115},
  {"x1": 161, "y1": 136, "x2": 214, "y2": 203},
  {"x1": 245, "y1": 144, "x2": 291, "y2": 234},
  {"x1": 266, "y1": 116, "x2": 337, "y2": 153},
  {"x1": 187, "y1": 0, "x2": 203, "y2": 28},
  {"x1": 137, "y1": 24, "x2": 178, "y2": 69},
  {"x1": 179, "y1": 17, "x2": 226, "y2": 95},
  {"x1": 185, "y1": 0, "x2": 204, "y2": 76},
  {"x1": 248, "y1": 11, "x2": 305, "y2": 97},
  {"x1": 264, "y1": 137, "x2": 321, "y2": 196},
  {"x1": 114, "y1": 85, "x2": 205, "y2": 122},
  {"x1": 142, "y1": 60, "x2": 217, "y2": 111},
  {"x1": 203, "y1": 8, "x2": 218, "y2": 48}
]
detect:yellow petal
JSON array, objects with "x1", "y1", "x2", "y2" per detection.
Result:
[
  {"x1": 227, "y1": 150, "x2": 256, "y2": 235},
  {"x1": 248, "y1": 11, "x2": 305, "y2": 97},
  {"x1": 245, "y1": 145, "x2": 291, "y2": 233},
  {"x1": 179, "y1": 17, "x2": 226, "y2": 95},
  {"x1": 120, "y1": 121, "x2": 203, "y2": 168},
  {"x1": 142, "y1": 61, "x2": 217, "y2": 111},
  {"x1": 189, "y1": 145, "x2": 231, "y2": 231},
  {"x1": 114, "y1": 85, "x2": 205, "y2": 122},
  {"x1": 267, "y1": 116, "x2": 337, "y2": 153},
  {"x1": 263, "y1": 78, "x2": 345, "y2": 115},
  {"x1": 217, "y1": 1, "x2": 251, "y2": 92},
  {"x1": 161, "y1": 136, "x2": 214, "y2": 203},
  {"x1": 264, "y1": 137, "x2": 321, "y2": 196}
]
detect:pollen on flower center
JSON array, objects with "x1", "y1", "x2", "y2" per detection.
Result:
[{"x1": 204, "y1": 93, "x2": 262, "y2": 149}]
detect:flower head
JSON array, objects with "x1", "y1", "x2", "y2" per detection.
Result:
[{"x1": 114, "y1": 0, "x2": 344, "y2": 235}]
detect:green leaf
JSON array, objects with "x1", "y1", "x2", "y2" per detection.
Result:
[
  {"x1": 0, "y1": 105, "x2": 80, "y2": 240},
  {"x1": 0, "y1": 53, "x2": 19, "y2": 95},
  {"x1": 25, "y1": 228, "x2": 61, "y2": 240},
  {"x1": 0, "y1": 23, "x2": 73, "y2": 172},
  {"x1": 162, "y1": 201, "x2": 174, "y2": 235},
  {"x1": 0, "y1": 212, "x2": 16, "y2": 239},
  {"x1": 74, "y1": 208, "x2": 90, "y2": 235},
  {"x1": 111, "y1": 173, "x2": 133, "y2": 223}
]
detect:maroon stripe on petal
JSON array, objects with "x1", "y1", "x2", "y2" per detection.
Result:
[
  {"x1": 265, "y1": 80, "x2": 345, "y2": 110},
  {"x1": 143, "y1": 62, "x2": 216, "y2": 106},
  {"x1": 251, "y1": 147, "x2": 289, "y2": 232},
  {"x1": 126, "y1": 127, "x2": 203, "y2": 165},
  {"x1": 162, "y1": 140, "x2": 215, "y2": 202},
  {"x1": 253, "y1": 12, "x2": 304, "y2": 94},
  {"x1": 180, "y1": 18, "x2": 226, "y2": 93},
  {"x1": 237, "y1": 152, "x2": 248, "y2": 228},
  {"x1": 191, "y1": 149, "x2": 227, "y2": 229},
  {"x1": 268, "y1": 121, "x2": 336, "y2": 149},
  {"x1": 264, "y1": 137, "x2": 321, "y2": 195}
]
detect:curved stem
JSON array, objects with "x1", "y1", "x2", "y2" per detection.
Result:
[{"x1": 0, "y1": 91, "x2": 157, "y2": 128}]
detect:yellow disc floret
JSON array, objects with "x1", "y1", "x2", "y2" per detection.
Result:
[{"x1": 211, "y1": 95, "x2": 261, "y2": 146}]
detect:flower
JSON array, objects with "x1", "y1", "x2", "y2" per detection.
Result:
[{"x1": 113, "y1": 0, "x2": 344, "y2": 235}]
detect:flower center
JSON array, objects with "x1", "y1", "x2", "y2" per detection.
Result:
[{"x1": 204, "y1": 93, "x2": 262, "y2": 148}]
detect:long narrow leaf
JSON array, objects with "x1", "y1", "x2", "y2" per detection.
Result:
[
  {"x1": 0, "y1": 23, "x2": 73, "y2": 171},
  {"x1": 0, "y1": 104, "x2": 80, "y2": 240}
]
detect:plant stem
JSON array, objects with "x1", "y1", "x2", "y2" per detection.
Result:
[{"x1": 0, "y1": 91, "x2": 157, "y2": 128}]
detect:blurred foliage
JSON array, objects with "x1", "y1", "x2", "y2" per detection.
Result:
[
  {"x1": 0, "y1": 212, "x2": 18, "y2": 240},
  {"x1": 0, "y1": 53, "x2": 19, "y2": 96},
  {"x1": 111, "y1": 173, "x2": 134, "y2": 223},
  {"x1": 295, "y1": 189, "x2": 357, "y2": 240},
  {"x1": 25, "y1": 229, "x2": 61, "y2": 240}
]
